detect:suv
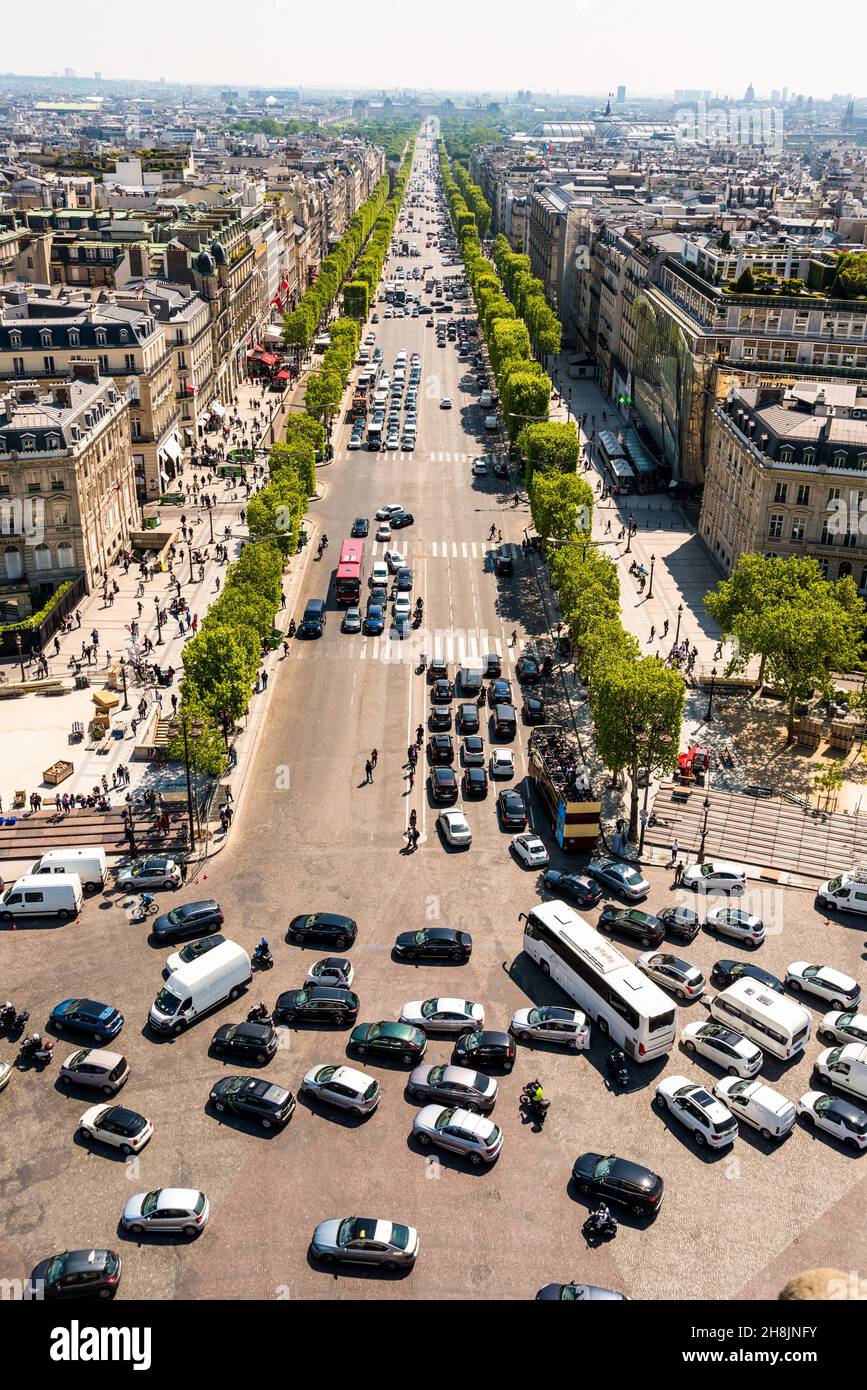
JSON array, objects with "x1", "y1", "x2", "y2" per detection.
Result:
[
  {"x1": 274, "y1": 987, "x2": 359, "y2": 1026},
  {"x1": 598, "y1": 907, "x2": 665, "y2": 948}
]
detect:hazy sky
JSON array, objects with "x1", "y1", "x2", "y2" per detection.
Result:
[{"x1": 3, "y1": 0, "x2": 861, "y2": 99}]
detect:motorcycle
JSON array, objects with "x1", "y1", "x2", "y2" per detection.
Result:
[
  {"x1": 247, "y1": 1003, "x2": 272, "y2": 1025},
  {"x1": 582, "y1": 1206, "x2": 618, "y2": 1244},
  {"x1": 520, "y1": 1080, "x2": 550, "y2": 1123},
  {"x1": 606, "y1": 1047, "x2": 629, "y2": 1090},
  {"x1": 18, "y1": 1035, "x2": 54, "y2": 1066},
  {"x1": 412, "y1": 612, "x2": 423, "y2": 629},
  {"x1": 252, "y1": 943, "x2": 273, "y2": 971},
  {"x1": 287, "y1": 618, "x2": 297, "y2": 639},
  {"x1": 418, "y1": 654, "x2": 427, "y2": 673}
]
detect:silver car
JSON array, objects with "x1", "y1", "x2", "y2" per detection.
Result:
[
  {"x1": 58, "y1": 1049, "x2": 129, "y2": 1095},
  {"x1": 636, "y1": 952, "x2": 705, "y2": 1001},
  {"x1": 510, "y1": 1006, "x2": 590, "y2": 1049},
  {"x1": 304, "y1": 958, "x2": 355, "y2": 990},
  {"x1": 413, "y1": 1105, "x2": 503, "y2": 1164},
  {"x1": 407, "y1": 1063, "x2": 497, "y2": 1111},
  {"x1": 400, "y1": 997, "x2": 485, "y2": 1034},
  {"x1": 301, "y1": 1064, "x2": 380, "y2": 1116},
  {"x1": 311, "y1": 1216, "x2": 418, "y2": 1268},
  {"x1": 122, "y1": 1188, "x2": 209, "y2": 1237}
]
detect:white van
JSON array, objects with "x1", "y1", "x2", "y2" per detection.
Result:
[
  {"x1": 479, "y1": 391, "x2": 493, "y2": 408},
  {"x1": 32, "y1": 847, "x2": 107, "y2": 894},
  {"x1": 814, "y1": 1043, "x2": 867, "y2": 1100},
  {"x1": 0, "y1": 873, "x2": 83, "y2": 921},
  {"x1": 357, "y1": 347, "x2": 370, "y2": 365},
  {"x1": 817, "y1": 868, "x2": 867, "y2": 916},
  {"x1": 713, "y1": 1077, "x2": 797, "y2": 1140},
  {"x1": 148, "y1": 940, "x2": 251, "y2": 1035},
  {"x1": 710, "y1": 978, "x2": 811, "y2": 1060}
]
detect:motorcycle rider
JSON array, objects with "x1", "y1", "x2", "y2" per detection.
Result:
[
  {"x1": 592, "y1": 1202, "x2": 614, "y2": 1231},
  {"x1": 531, "y1": 1080, "x2": 544, "y2": 1106}
]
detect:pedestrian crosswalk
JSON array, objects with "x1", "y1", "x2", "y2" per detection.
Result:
[
  {"x1": 286, "y1": 632, "x2": 521, "y2": 665},
  {"x1": 334, "y1": 450, "x2": 474, "y2": 463},
  {"x1": 365, "y1": 538, "x2": 519, "y2": 562}
]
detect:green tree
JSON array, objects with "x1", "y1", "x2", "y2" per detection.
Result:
[
  {"x1": 343, "y1": 280, "x2": 369, "y2": 320},
  {"x1": 732, "y1": 267, "x2": 755, "y2": 293},
  {"x1": 501, "y1": 369, "x2": 549, "y2": 439},
  {"x1": 752, "y1": 586, "x2": 865, "y2": 740},
  {"x1": 829, "y1": 251, "x2": 867, "y2": 300},
  {"x1": 165, "y1": 692, "x2": 228, "y2": 778},
  {"x1": 579, "y1": 615, "x2": 641, "y2": 687},
  {"x1": 228, "y1": 541, "x2": 284, "y2": 611},
  {"x1": 518, "y1": 421, "x2": 580, "y2": 479},
  {"x1": 182, "y1": 624, "x2": 260, "y2": 722},
  {"x1": 304, "y1": 369, "x2": 343, "y2": 424},
  {"x1": 529, "y1": 471, "x2": 594, "y2": 542},
  {"x1": 590, "y1": 658, "x2": 684, "y2": 836}
]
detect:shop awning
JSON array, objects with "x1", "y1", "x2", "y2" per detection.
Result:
[
  {"x1": 210, "y1": 401, "x2": 225, "y2": 419},
  {"x1": 255, "y1": 351, "x2": 278, "y2": 367},
  {"x1": 275, "y1": 369, "x2": 290, "y2": 381},
  {"x1": 161, "y1": 435, "x2": 182, "y2": 463}
]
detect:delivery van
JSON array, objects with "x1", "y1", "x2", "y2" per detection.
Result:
[
  {"x1": 32, "y1": 847, "x2": 107, "y2": 893},
  {"x1": 0, "y1": 873, "x2": 83, "y2": 921},
  {"x1": 817, "y1": 868, "x2": 867, "y2": 917},
  {"x1": 148, "y1": 940, "x2": 251, "y2": 1035},
  {"x1": 713, "y1": 1077, "x2": 797, "y2": 1141}
]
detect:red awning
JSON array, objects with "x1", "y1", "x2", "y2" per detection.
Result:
[
  {"x1": 275, "y1": 369, "x2": 290, "y2": 381},
  {"x1": 255, "y1": 352, "x2": 278, "y2": 367}
]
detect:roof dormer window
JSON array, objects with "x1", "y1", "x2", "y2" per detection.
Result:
[
  {"x1": 95, "y1": 328, "x2": 107, "y2": 346},
  {"x1": 40, "y1": 329, "x2": 52, "y2": 347},
  {"x1": 21, "y1": 434, "x2": 36, "y2": 450},
  {"x1": 9, "y1": 330, "x2": 21, "y2": 348},
  {"x1": 68, "y1": 329, "x2": 80, "y2": 346}
]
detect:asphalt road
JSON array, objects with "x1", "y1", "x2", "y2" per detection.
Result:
[{"x1": 2, "y1": 133, "x2": 865, "y2": 1304}]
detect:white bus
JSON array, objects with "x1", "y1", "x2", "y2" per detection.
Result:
[{"x1": 520, "y1": 901, "x2": 676, "y2": 1061}]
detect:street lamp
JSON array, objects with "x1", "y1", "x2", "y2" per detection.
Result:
[
  {"x1": 187, "y1": 541, "x2": 195, "y2": 586},
  {"x1": 648, "y1": 553, "x2": 656, "y2": 600},
  {"x1": 637, "y1": 722, "x2": 672, "y2": 855},
  {"x1": 119, "y1": 657, "x2": 129, "y2": 711},
  {"x1": 15, "y1": 631, "x2": 25, "y2": 682},
  {"x1": 154, "y1": 594, "x2": 164, "y2": 646},
  {"x1": 207, "y1": 499, "x2": 215, "y2": 545},
  {"x1": 699, "y1": 796, "x2": 711, "y2": 859},
  {"x1": 675, "y1": 603, "x2": 684, "y2": 647},
  {"x1": 706, "y1": 666, "x2": 718, "y2": 722},
  {"x1": 168, "y1": 714, "x2": 203, "y2": 852},
  {"x1": 625, "y1": 525, "x2": 632, "y2": 554}
]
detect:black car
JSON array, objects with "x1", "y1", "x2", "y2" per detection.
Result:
[
  {"x1": 497, "y1": 789, "x2": 528, "y2": 830},
  {"x1": 453, "y1": 1029, "x2": 516, "y2": 1072},
  {"x1": 572, "y1": 1151, "x2": 664, "y2": 1220},
  {"x1": 351, "y1": 517, "x2": 369, "y2": 537},
  {"x1": 169, "y1": 933, "x2": 227, "y2": 967},
  {"x1": 494, "y1": 547, "x2": 514, "y2": 578},
  {"x1": 350, "y1": 1021, "x2": 427, "y2": 1063},
  {"x1": 598, "y1": 906, "x2": 665, "y2": 948},
  {"x1": 516, "y1": 655, "x2": 541, "y2": 683},
  {"x1": 542, "y1": 869, "x2": 602, "y2": 908},
  {"x1": 493, "y1": 461, "x2": 509, "y2": 480},
  {"x1": 431, "y1": 678, "x2": 454, "y2": 702},
  {"x1": 428, "y1": 658, "x2": 450, "y2": 684},
  {"x1": 394, "y1": 927, "x2": 473, "y2": 962},
  {"x1": 483, "y1": 653, "x2": 502, "y2": 679},
  {"x1": 390, "y1": 511, "x2": 414, "y2": 529},
  {"x1": 457, "y1": 703, "x2": 480, "y2": 734},
  {"x1": 210, "y1": 1074, "x2": 295, "y2": 1128},
  {"x1": 430, "y1": 766, "x2": 458, "y2": 803},
  {"x1": 152, "y1": 899, "x2": 224, "y2": 943},
  {"x1": 710, "y1": 960, "x2": 785, "y2": 992},
  {"x1": 429, "y1": 705, "x2": 452, "y2": 731},
  {"x1": 395, "y1": 567, "x2": 413, "y2": 591},
  {"x1": 491, "y1": 678, "x2": 513, "y2": 704},
  {"x1": 26, "y1": 1248, "x2": 122, "y2": 1301},
  {"x1": 522, "y1": 696, "x2": 546, "y2": 724},
  {"x1": 368, "y1": 587, "x2": 388, "y2": 610},
  {"x1": 461, "y1": 735, "x2": 485, "y2": 766},
  {"x1": 463, "y1": 766, "x2": 488, "y2": 799},
  {"x1": 212, "y1": 1021, "x2": 278, "y2": 1064},
  {"x1": 428, "y1": 734, "x2": 454, "y2": 765},
  {"x1": 658, "y1": 905, "x2": 701, "y2": 943},
  {"x1": 288, "y1": 913, "x2": 357, "y2": 949},
  {"x1": 274, "y1": 986, "x2": 359, "y2": 1026}
]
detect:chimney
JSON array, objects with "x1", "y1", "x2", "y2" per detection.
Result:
[
  {"x1": 69, "y1": 356, "x2": 100, "y2": 385},
  {"x1": 53, "y1": 383, "x2": 73, "y2": 407}
]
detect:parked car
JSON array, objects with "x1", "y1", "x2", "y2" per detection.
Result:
[
  {"x1": 407, "y1": 1063, "x2": 496, "y2": 1111},
  {"x1": 122, "y1": 1189, "x2": 209, "y2": 1238},
  {"x1": 287, "y1": 913, "x2": 357, "y2": 950},
  {"x1": 399, "y1": 997, "x2": 484, "y2": 1034},
  {"x1": 587, "y1": 857, "x2": 650, "y2": 901},
  {"x1": 58, "y1": 1049, "x2": 129, "y2": 1095},
  {"x1": 453, "y1": 1030, "x2": 515, "y2": 1072},
  {"x1": 310, "y1": 1217, "x2": 418, "y2": 1269},
  {"x1": 682, "y1": 861, "x2": 747, "y2": 895},
  {"x1": 26, "y1": 1249, "x2": 122, "y2": 1301},
  {"x1": 511, "y1": 834, "x2": 549, "y2": 868},
  {"x1": 797, "y1": 1091, "x2": 867, "y2": 1151},
  {"x1": 654, "y1": 1075, "x2": 737, "y2": 1148},
  {"x1": 571, "y1": 1152, "x2": 664, "y2": 1219},
  {"x1": 274, "y1": 987, "x2": 359, "y2": 1026},
  {"x1": 785, "y1": 963, "x2": 861, "y2": 1010},
  {"x1": 211, "y1": 1021, "x2": 278, "y2": 1064},
  {"x1": 636, "y1": 952, "x2": 705, "y2": 1000},
  {"x1": 412, "y1": 1105, "x2": 503, "y2": 1164},
  {"x1": 117, "y1": 856, "x2": 181, "y2": 891},
  {"x1": 657, "y1": 905, "x2": 701, "y2": 943},
  {"x1": 510, "y1": 1006, "x2": 589, "y2": 1049},
  {"x1": 817, "y1": 1011, "x2": 867, "y2": 1046},
  {"x1": 300, "y1": 1065, "x2": 381, "y2": 1116},
  {"x1": 706, "y1": 907, "x2": 765, "y2": 949},
  {"x1": 710, "y1": 960, "x2": 784, "y2": 993},
  {"x1": 49, "y1": 998, "x2": 124, "y2": 1041},
  {"x1": 350, "y1": 1020, "x2": 427, "y2": 1064},
  {"x1": 681, "y1": 1021, "x2": 763, "y2": 1078},
  {"x1": 598, "y1": 906, "x2": 664, "y2": 948},
  {"x1": 78, "y1": 1103, "x2": 153, "y2": 1155},
  {"x1": 304, "y1": 957, "x2": 354, "y2": 990},
  {"x1": 209, "y1": 1075, "x2": 295, "y2": 1128},
  {"x1": 497, "y1": 789, "x2": 528, "y2": 830},
  {"x1": 394, "y1": 927, "x2": 472, "y2": 962},
  {"x1": 152, "y1": 900, "x2": 223, "y2": 943},
  {"x1": 542, "y1": 870, "x2": 602, "y2": 908},
  {"x1": 438, "y1": 809, "x2": 472, "y2": 847}
]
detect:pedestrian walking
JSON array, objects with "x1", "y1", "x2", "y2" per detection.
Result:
[
  {"x1": 371, "y1": 749, "x2": 378, "y2": 769},
  {"x1": 407, "y1": 765, "x2": 415, "y2": 790},
  {"x1": 510, "y1": 629, "x2": 518, "y2": 646},
  {"x1": 179, "y1": 859, "x2": 188, "y2": 885},
  {"x1": 670, "y1": 838, "x2": 680, "y2": 867},
  {"x1": 649, "y1": 625, "x2": 655, "y2": 642},
  {"x1": 91, "y1": 628, "x2": 99, "y2": 648},
  {"x1": 75, "y1": 608, "x2": 82, "y2": 628},
  {"x1": 714, "y1": 641, "x2": 723, "y2": 660},
  {"x1": 261, "y1": 669, "x2": 268, "y2": 690},
  {"x1": 674, "y1": 860, "x2": 684, "y2": 887},
  {"x1": 364, "y1": 759, "x2": 373, "y2": 784},
  {"x1": 662, "y1": 619, "x2": 669, "y2": 637}
]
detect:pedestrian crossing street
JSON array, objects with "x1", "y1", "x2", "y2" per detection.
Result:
[{"x1": 334, "y1": 450, "x2": 476, "y2": 463}]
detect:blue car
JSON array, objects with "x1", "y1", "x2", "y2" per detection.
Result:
[
  {"x1": 50, "y1": 998, "x2": 124, "y2": 1041},
  {"x1": 364, "y1": 604, "x2": 385, "y2": 635}
]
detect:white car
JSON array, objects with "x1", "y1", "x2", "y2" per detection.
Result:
[
  {"x1": 375, "y1": 504, "x2": 403, "y2": 520},
  {"x1": 438, "y1": 809, "x2": 472, "y2": 847},
  {"x1": 375, "y1": 523, "x2": 392, "y2": 542},
  {"x1": 786, "y1": 962, "x2": 861, "y2": 1010},
  {"x1": 78, "y1": 1103, "x2": 153, "y2": 1155},
  {"x1": 304, "y1": 957, "x2": 355, "y2": 990},
  {"x1": 472, "y1": 458, "x2": 488, "y2": 476},
  {"x1": 122, "y1": 1189, "x2": 209, "y2": 1237},
  {"x1": 484, "y1": 415, "x2": 498, "y2": 431},
  {"x1": 412, "y1": 1105, "x2": 503, "y2": 1164},
  {"x1": 817, "y1": 1010, "x2": 867, "y2": 1046},
  {"x1": 364, "y1": 332, "x2": 376, "y2": 344},
  {"x1": 682, "y1": 860, "x2": 746, "y2": 895},
  {"x1": 681, "y1": 1020, "x2": 763, "y2": 1077},
  {"x1": 797, "y1": 1090, "x2": 867, "y2": 1151},
  {"x1": 636, "y1": 951, "x2": 705, "y2": 1000},
  {"x1": 400, "y1": 998, "x2": 485, "y2": 1034},
  {"x1": 654, "y1": 1075, "x2": 738, "y2": 1148},
  {"x1": 384, "y1": 307, "x2": 394, "y2": 318},
  {"x1": 489, "y1": 749, "x2": 515, "y2": 779},
  {"x1": 706, "y1": 907, "x2": 765, "y2": 949},
  {"x1": 511, "y1": 834, "x2": 549, "y2": 868},
  {"x1": 510, "y1": 1006, "x2": 589, "y2": 1049},
  {"x1": 385, "y1": 434, "x2": 400, "y2": 451},
  {"x1": 814, "y1": 1043, "x2": 867, "y2": 1099},
  {"x1": 440, "y1": 397, "x2": 452, "y2": 409},
  {"x1": 347, "y1": 435, "x2": 363, "y2": 450},
  {"x1": 301, "y1": 1064, "x2": 381, "y2": 1116},
  {"x1": 393, "y1": 596, "x2": 412, "y2": 621},
  {"x1": 384, "y1": 549, "x2": 406, "y2": 573}
]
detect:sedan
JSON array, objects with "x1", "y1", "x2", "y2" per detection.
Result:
[
  {"x1": 706, "y1": 907, "x2": 765, "y2": 948},
  {"x1": 440, "y1": 397, "x2": 452, "y2": 409},
  {"x1": 122, "y1": 1189, "x2": 209, "y2": 1238},
  {"x1": 400, "y1": 436, "x2": 416, "y2": 452},
  {"x1": 637, "y1": 952, "x2": 705, "y2": 1001},
  {"x1": 489, "y1": 749, "x2": 515, "y2": 779},
  {"x1": 522, "y1": 696, "x2": 546, "y2": 724},
  {"x1": 430, "y1": 766, "x2": 458, "y2": 803},
  {"x1": 428, "y1": 734, "x2": 454, "y2": 765},
  {"x1": 710, "y1": 959, "x2": 784, "y2": 992},
  {"x1": 301, "y1": 1064, "x2": 381, "y2": 1116},
  {"x1": 457, "y1": 703, "x2": 480, "y2": 734},
  {"x1": 453, "y1": 1030, "x2": 515, "y2": 1072},
  {"x1": 463, "y1": 766, "x2": 488, "y2": 799},
  {"x1": 311, "y1": 1217, "x2": 418, "y2": 1269},
  {"x1": 516, "y1": 655, "x2": 541, "y2": 683},
  {"x1": 288, "y1": 913, "x2": 357, "y2": 950},
  {"x1": 657, "y1": 905, "x2": 701, "y2": 943},
  {"x1": 274, "y1": 987, "x2": 358, "y2": 1026},
  {"x1": 116, "y1": 856, "x2": 181, "y2": 891},
  {"x1": 209, "y1": 1075, "x2": 295, "y2": 1128},
  {"x1": 681, "y1": 1021, "x2": 763, "y2": 1078},
  {"x1": 572, "y1": 1152, "x2": 664, "y2": 1219},
  {"x1": 797, "y1": 1091, "x2": 867, "y2": 1151},
  {"x1": 26, "y1": 1249, "x2": 121, "y2": 1301},
  {"x1": 438, "y1": 809, "x2": 471, "y2": 847},
  {"x1": 536, "y1": 1283, "x2": 627, "y2": 1302},
  {"x1": 412, "y1": 1105, "x2": 502, "y2": 1165},
  {"x1": 342, "y1": 607, "x2": 362, "y2": 634},
  {"x1": 400, "y1": 998, "x2": 485, "y2": 1034},
  {"x1": 510, "y1": 1006, "x2": 589, "y2": 1050},
  {"x1": 152, "y1": 899, "x2": 223, "y2": 943},
  {"x1": 304, "y1": 957, "x2": 355, "y2": 990},
  {"x1": 394, "y1": 927, "x2": 472, "y2": 962},
  {"x1": 654, "y1": 1076, "x2": 737, "y2": 1148},
  {"x1": 682, "y1": 860, "x2": 746, "y2": 895},
  {"x1": 542, "y1": 870, "x2": 602, "y2": 908},
  {"x1": 384, "y1": 549, "x2": 406, "y2": 572},
  {"x1": 407, "y1": 1061, "x2": 496, "y2": 1113},
  {"x1": 587, "y1": 857, "x2": 650, "y2": 901},
  {"x1": 511, "y1": 833, "x2": 549, "y2": 868},
  {"x1": 351, "y1": 516, "x2": 369, "y2": 538},
  {"x1": 49, "y1": 998, "x2": 124, "y2": 1041},
  {"x1": 212, "y1": 1021, "x2": 278, "y2": 1064},
  {"x1": 817, "y1": 1011, "x2": 867, "y2": 1047},
  {"x1": 786, "y1": 963, "x2": 861, "y2": 1010},
  {"x1": 78, "y1": 1104, "x2": 153, "y2": 1155},
  {"x1": 385, "y1": 433, "x2": 401, "y2": 451},
  {"x1": 350, "y1": 1021, "x2": 427, "y2": 1064},
  {"x1": 471, "y1": 458, "x2": 488, "y2": 476},
  {"x1": 598, "y1": 906, "x2": 665, "y2": 948}
]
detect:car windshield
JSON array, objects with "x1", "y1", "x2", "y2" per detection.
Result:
[
  {"x1": 315, "y1": 1066, "x2": 337, "y2": 1084},
  {"x1": 45, "y1": 1254, "x2": 67, "y2": 1285},
  {"x1": 141, "y1": 1191, "x2": 161, "y2": 1217},
  {"x1": 152, "y1": 987, "x2": 180, "y2": 1016}
]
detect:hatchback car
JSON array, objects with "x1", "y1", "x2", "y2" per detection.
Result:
[
  {"x1": 209, "y1": 1074, "x2": 295, "y2": 1128},
  {"x1": 428, "y1": 734, "x2": 455, "y2": 765},
  {"x1": 412, "y1": 1105, "x2": 502, "y2": 1165},
  {"x1": 453, "y1": 1029, "x2": 515, "y2": 1072},
  {"x1": 489, "y1": 748, "x2": 515, "y2": 779},
  {"x1": 457, "y1": 703, "x2": 480, "y2": 734},
  {"x1": 311, "y1": 1217, "x2": 418, "y2": 1269},
  {"x1": 461, "y1": 736, "x2": 486, "y2": 767},
  {"x1": 571, "y1": 1152, "x2": 664, "y2": 1219},
  {"x1": 797, "y1": 1091, "x2": 867, "y2": 1151},
  {"x1": 438, "y1": 809, "x2": 471, "y2": 847},
  {"x1": 654, "y1": 1076, "x2": 737, "y2": 1148},
  {"x1": 657, "y1": 905, "x2": 701, "y2": 943},
  {"x1": 682, "y1": 860, "x2": 747, "y2": 895},
  {"x1": 598, "y1": 906, "x2": 664, "y2": 948},
  {"x1": 58, "y1": 1049, "x2": 129, "y2": 1095},
  {"x1": 536, "y1": 1283, "x2": 627, "y2": 1301},
  {"x1": 430, "y1": 766, "x2": 458, "y2": 803},
  {"x1": 301, "y1": 1064, "x2": 381, "y2": 1116},
  {"x1": 26, "y1": 1249, "x2": 122, "y2": 1301},
  {"x1": 384, "y1": 548, "x2": 406, "y2": 573},
  {"x1": 400, "y1": 997, "x2": 484, "y2": 1034},
  {"x1": 274, "y1": 987, "x2": 358, "y2": 1026},
  {"x1": 122, "y1": 1189, "x2": 209, "y2": 1238},
  {"x1": 511, "y1": 833, "x2": 548, "y2": 868},
  {"x1": 350, "y1": 1020, "x2": 427, "y2": 1064},
  {"x1": 304, "y1": 957, "x2": 355, "y2": 990},
  {"x1": 342, "y1": 607, "x2": 362, "y2": 633},
  {"x1": 212, "y1": 1021, "x2": 278, "y2": 1064},
  {"x1": 637, "y1": 952, "x2": 705, "y2": 1001},
  {"x1": 817, "y1": 1011, "x2": 867, "y2": 1047},
  {"x1": 78, "y1": 1103, "x2": 153, "y2": 1155},
  {"x1": 152, "y1": 899, "x2": 223, "y2": 943},
  {"x1": 542, "y1": 870, "x2": 602, "y2": 908},
  {"x1": 710, "y1": 959, "x2": 784, "y2": 992},
  {"x1": 288, "y1": 913, "x2": 357, "y2": 950},
  {"x1": 785, "y1": 963, "x2": 861, "y2": 1010},
  {"x1": 364, "y1": 606, "x2": 384, "y2": 636},
  {"x1": 681, "y1": 1020, "x2": 763, "y2": 1078},
  {"x1": 50, "y1": 998, "x2": 124, "y2": 1041},
  {"x1": 588, "y1": 857, "x2": 650, "y2": 901},
  {"x1": 117, "y1": 856, "x2": 181, "y2": 891},
  {"x1": 430, "y1": 705, "x2": 452, "y2": 731},
  {"x1": 391, "y1": 511, "x2": 414, "y2": 529},
  {"x1": 395, "y1": 567, "x2": 413, "y2": 592},
  {"x1": 407, "y1": 1063, "x2": 496, "y2": 1111},
  {"x1": 431, "y1": 677, "x2": 454, "y2": 702},
  {"x1": 706, "y1": 907, "x2": 765, "y2": 949},
  {"x1": 510, "y1": 1006, "x2": 589, "y2": 1049}
]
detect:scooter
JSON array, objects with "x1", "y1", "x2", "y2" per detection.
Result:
[
  {"x1": 418, "y1": 654, "x2": 427, "y2": 673},
  {"x1": 18, "y1": 1035, "x2": 54, "y2": 1066},
  {"x1": 247, "y1": 1003, "x2": 272, "y2": 1025},
  {"x1": 582, "y1": 1206, "x2": 618, "y2": 1244},
  {"x1": 606, "y1": 1047, "x2": 629, "y2": 1090},
  {"x1": 287, "y1": 618, "x2": 297, "y2": 639},
  {"x1": 252, "y1": 943, "x2": 274, "y2": 971},
  {"x1": 520, "y1": 1080, "x2": 550, "y2": 1124}
]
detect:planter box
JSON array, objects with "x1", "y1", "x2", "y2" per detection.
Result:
[{"x1": 44, "y1": 759, "x2": 74, "y2": 786}]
